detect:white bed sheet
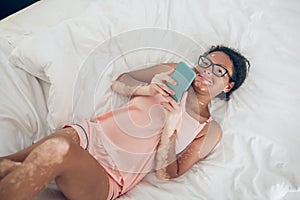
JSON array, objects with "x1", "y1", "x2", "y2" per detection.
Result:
[
  {"x1": 0, "y1": 37, "x2": 49, "y2": 155},
  {"x1": 0, "y1": 0, "x2": 94, "y2": 48},
  {"x1": 0, "y1": 0, "x2": 300, "y2": 200},
  {"x1": 0, "y1": 0, "x2": 96, "y2": 153}
]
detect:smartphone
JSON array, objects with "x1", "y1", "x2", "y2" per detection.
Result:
[{"x1": 167, "y1": 62, "x2": 196, "y2": 103}]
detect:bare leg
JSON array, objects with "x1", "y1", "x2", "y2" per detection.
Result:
[
  {"x1": 0, "y1": 128, "x2": 78, "y2": 182},
  {"x1": 0, "y1": 159, "x2": 21, "y2": 180},
  {"x1": 1, "y1": 127, "x2": 80, "y2": 162},
  {"x1": 0, "y1": 128, "x2": 79, "y2": 182},
  {"x1": 0, "y1": 128, "x2": 110, "y2": 200}
]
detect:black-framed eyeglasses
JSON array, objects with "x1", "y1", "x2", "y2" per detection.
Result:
[{"x1": 197, "y1": 55, "x2": 235, "y2": 82}]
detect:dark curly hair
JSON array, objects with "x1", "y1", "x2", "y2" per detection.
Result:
[{"x1": 204, "y1": 45, "x2": 250, "y2": 101}]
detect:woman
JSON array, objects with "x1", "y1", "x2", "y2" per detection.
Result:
[{"x1": 0, "y1": 45, "x2": 249, "y2": 200}]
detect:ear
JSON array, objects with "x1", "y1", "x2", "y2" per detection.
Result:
[{"x1": 223, "y1": 82, "x2": 235, "y2": 93}]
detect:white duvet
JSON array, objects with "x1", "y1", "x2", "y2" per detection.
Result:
[{"x1": 0, "y1": 0, "x2": 299, "y2": 199}]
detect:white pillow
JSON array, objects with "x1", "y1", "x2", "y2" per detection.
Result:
[{"x1": 9, "y1": 2, "x2": 112, "y2": 130}]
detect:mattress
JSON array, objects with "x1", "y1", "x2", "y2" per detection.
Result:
[{"x1": 0, "y1": 0, "x2": 299, "y2": 199}]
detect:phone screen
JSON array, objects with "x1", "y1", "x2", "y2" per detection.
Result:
[{"x1": 167, "y1": 62, "x2": 196, "y2": 102}]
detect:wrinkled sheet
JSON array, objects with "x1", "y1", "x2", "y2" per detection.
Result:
[
  {"x1": 0, "y1": 37, "x2": 49, "y2": 155},
  {"x1": 0, "y1": 0, "x2": 299, "y2": 200}
]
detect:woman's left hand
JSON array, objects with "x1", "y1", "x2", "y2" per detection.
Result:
[{"x1": 160, "y1": 91, "x2": 188, "y2": 139}]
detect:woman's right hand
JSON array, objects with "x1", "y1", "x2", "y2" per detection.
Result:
[{"x1": 143, "y1": 69, "x2": 177, "y2": 96}]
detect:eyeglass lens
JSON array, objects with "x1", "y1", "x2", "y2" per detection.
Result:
[{"x1": 198, "y1": 56, "x2": 227, "y2": 77}]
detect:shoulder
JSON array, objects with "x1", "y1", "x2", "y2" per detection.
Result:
[
  {"x1": 208, "y1": 120, "x2": 222, "y2": 136},
  {"x1": 174, "y1": 120, "x2": 222, "y2": 177},
  {"x1": 196, "y1": 120, "x2": 223, "y2": 141},
  {"x1": 194, "y1": 120, "x2": 222, "y2": 159}
]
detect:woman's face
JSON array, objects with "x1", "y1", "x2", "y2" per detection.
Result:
[{"x1": 192, "y1": 51, "x2": 235, "y2": 98}]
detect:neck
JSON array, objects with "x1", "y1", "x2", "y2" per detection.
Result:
[{"x1": 186, "y1": 88, "x2": 212, "y2": 118}]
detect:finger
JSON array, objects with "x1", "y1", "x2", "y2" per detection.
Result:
[
  {"x1": 155, "y1": 82, "x2": 174, "y2": 95},
  {"x1": 163, "y1": 69, "x2": 176, "y2": 85},
  {"x1": 165, "y1": 68, "x2": 175, "y2": 75},
  {"x1": 165, "y1": 96, "x2": 179, "y2": 109},
  {"x1": 160, "y1": 84, "x2": 175, "y2": 95},
  {"x1": 154, "y1": 84, "x2": 169, "y2": 96},
  {"x1": 160, "y1": 102, "x2": 173, "y2": 112},
  {"x1": 165, "y1": 75, "x2": 177, "y2": 85}
]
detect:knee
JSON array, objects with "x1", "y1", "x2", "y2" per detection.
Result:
[
  {"x1": 56, "y1": 127, "x2": 80, "y2": 145},
  {"x1": 33, "y1": 137, "x2": 71, "y2": 165},
  {"x1": 0, "y1": 159, "x2": 21, "y2": 179}
]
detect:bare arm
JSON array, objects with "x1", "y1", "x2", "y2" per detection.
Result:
[
  {"x1": 155, "y1": 92, "x2": 187, "y2": 180},
  {"x1": 156, "y1": 121, "x2": 223, "y2": 179},
  {"x1": 155, "y1": 129, "x2": 178, "y2": 179},
  {"x1": 176, "y1": 121, "x2": 222, "y2": 177},
  {"x1": 120, "y1": 63, "x2": 177, "y2": 83},
  {"x1": 111, "y1": 63, "x2": 177, "y2": 96}
]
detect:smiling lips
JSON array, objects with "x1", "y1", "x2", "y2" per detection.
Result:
[{"x1": 195, "y1": 73, "x2": 213, "y2": 85}]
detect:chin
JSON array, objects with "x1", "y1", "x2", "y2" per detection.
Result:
[{"x1": 192, "y1": 81, "x2": 209, "y2": 94}]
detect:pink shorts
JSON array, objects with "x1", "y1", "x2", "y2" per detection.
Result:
[
  {"x1": 106, "y1": 175, "x2": 121, "y2": 200},
  {"x1": 65, "y1": 120, "x2": 123, "y2": 200}
]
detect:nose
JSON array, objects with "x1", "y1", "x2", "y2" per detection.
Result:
[
  {"x1": 203, "y1": 66, "x2": 213, "y2": 77},
  {"x1": 196, "y1": 65, "x2": 213, "y2": 78},
  {"x1": 204, "y1": 69, "x2": 211, "y2": 75}
]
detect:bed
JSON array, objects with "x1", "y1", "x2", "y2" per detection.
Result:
[{"x1": 0, "y1": 0, "x2": 299, "y2": 199}]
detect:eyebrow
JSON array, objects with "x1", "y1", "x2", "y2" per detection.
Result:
[{"x1": 207, "y1": 55, "x2": 230, "y2": 69}]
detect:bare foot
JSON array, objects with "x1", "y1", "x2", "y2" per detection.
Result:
[{"x1": 0, "y1": 159, "x2": 21, "y2": 180}]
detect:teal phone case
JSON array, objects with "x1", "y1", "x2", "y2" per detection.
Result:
[{"x1": 167, "y1": 62, "x2": 196, "y2": 102}]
